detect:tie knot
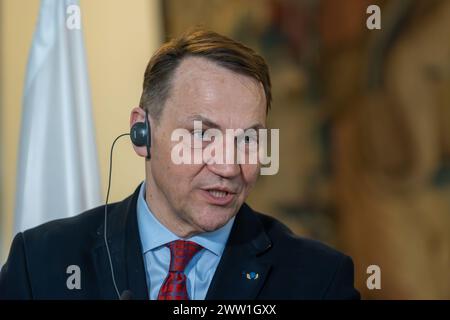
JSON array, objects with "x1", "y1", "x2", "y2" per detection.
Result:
[{"x1": 167, "y1": 240, "x2": 203, "y2": 273}]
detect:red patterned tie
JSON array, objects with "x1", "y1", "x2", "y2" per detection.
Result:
[{"x1": 157, "y1": 240, "x2": 203, "y2": 300}]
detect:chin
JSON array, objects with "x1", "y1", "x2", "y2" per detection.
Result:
[{"x1": 194, "y1": 207, "x2": 235, "y2": 232}]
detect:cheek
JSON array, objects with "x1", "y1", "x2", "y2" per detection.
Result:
[
  {"x1": 241, "y1": 164, "x2": 260, "y2": 189},
  {"x1": 152, "y1": 133, "x2": 205, "y2": 194}
]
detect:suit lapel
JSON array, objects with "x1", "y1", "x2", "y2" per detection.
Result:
[
  {"x1": 124, "y1": 192, "x2": 149, "y2": 300},
  {"x1": 90, "y1": 185, "x2": 149, "y2": 299},
  {"x1": 205, "y1": 204, "x2": 272, "y2": 300},
  {"x1": 90, "y1": 186, "x2": 273, "y2": 300}
]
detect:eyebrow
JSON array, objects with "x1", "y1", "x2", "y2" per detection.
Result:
[{"x1": 185, "y1": 114, "x2": 266, "y2": 131}]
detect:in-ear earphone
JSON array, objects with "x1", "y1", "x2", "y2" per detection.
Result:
[{"x1": 130, "y1": 109, "x2": 151, "y2": 159}]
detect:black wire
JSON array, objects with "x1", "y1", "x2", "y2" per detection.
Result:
[{"x1": 104, "y1": 133, "x2": 130, "y2": 299}]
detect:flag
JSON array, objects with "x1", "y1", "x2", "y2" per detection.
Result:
[{"x1": 14, "y1": 0, "x2": 102, "y2": 234}]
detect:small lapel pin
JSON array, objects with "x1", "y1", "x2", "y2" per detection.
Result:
[{"x1": 243, "y1": 271, "x2": 259, "y2": 280}]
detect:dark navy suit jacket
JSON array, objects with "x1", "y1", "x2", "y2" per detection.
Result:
[{"x1": 0, "y1": 185, "x2": 360, "y2": 299}]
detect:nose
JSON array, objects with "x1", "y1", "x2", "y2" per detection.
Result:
[
  {"x1": 207, "y1": 162, "x2": 241, "y2": 179},
  {"x1": 204, "y1": 132, "x2": 242, "y2": 178}
]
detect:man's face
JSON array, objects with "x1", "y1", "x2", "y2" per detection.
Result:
[{"x1": 142, "y1": 57, "x2": 266, "y2": 237}]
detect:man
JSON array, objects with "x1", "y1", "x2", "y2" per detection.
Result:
[{"x1": 0, "y1": 30, "x2": 360, "y2": 299}]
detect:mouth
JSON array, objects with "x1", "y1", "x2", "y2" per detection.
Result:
[
  {"x1": 199, "y1": 187, "x2": 237, "y2": 206},
  {"x1": 207, "y1": 190, "x2": 230, "y2": 198}
]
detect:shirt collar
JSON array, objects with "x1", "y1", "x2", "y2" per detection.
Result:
[{"x1": 137, "y1": 182, "x2": 235, "y2": 257}]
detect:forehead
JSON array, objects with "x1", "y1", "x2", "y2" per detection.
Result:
[{"x1": 164, "y1": 56, "x2": 266, "y2": 128}]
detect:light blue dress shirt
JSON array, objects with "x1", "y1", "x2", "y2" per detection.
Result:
[{"x1": 136, "y1": 182, "x2": 235, "y2": 300}]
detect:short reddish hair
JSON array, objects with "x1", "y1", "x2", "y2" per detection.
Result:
[{"x1": 139, "y1": 29, "x2": 272, "y2": 120}]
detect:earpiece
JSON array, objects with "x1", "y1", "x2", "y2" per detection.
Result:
[
  {"x1": 130, "y1": 109, "x2": 151, "y2": 159},
  {"x1": 130, "y1": 122, "x2": 147, "y2": 147}
]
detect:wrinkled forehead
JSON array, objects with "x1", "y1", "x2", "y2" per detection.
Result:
[{"x1": 163, "y1": 57, "x2": 267, "y2": 130}]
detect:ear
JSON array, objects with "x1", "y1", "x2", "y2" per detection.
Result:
[{"x1": 130, "y1": 107, "x2": 150, "y2": 158}]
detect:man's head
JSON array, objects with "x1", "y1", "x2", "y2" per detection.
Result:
[{"x1": 130, "y1": 29, "x2": 272, "y2": 238}]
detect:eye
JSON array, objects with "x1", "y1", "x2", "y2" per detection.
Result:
[
  {"x1": 244, "y1": 136, "x2": 253, "y2": 144},
  {"x1": 237, "y1": 134, "x2": 258, "y2": 146},
  {"x1": 191, "y1": 130, "x2": 213, "y2": 149},
  {"x1": 192, "y1": 130, "x2": 205, "y2": 140}
]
